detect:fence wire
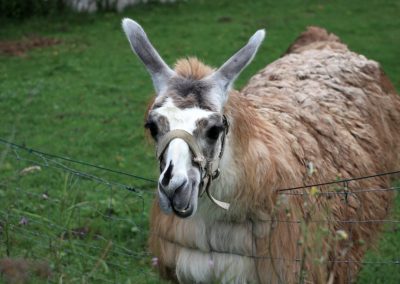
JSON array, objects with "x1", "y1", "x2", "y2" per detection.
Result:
[
  {"x1": 0, "y1": 139, "x2": 158, "y2": 283},
  {"x1": 0, "y1": 139, "x2": 399, "y2": 283}
]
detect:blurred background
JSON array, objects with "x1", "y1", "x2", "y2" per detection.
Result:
[{"x1": 0, "y1": 0, "x2": 399, "y2": 283}]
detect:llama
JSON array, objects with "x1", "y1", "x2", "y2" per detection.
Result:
[{"x1": 122, "y1": 19, "x2": 400, "y2": 283}]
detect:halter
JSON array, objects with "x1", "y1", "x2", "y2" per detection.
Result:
[{"x1": 156, "y1": 116, "x2": 230, "y2": 210}]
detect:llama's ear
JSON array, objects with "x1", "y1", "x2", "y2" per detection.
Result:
[
  {"x1": 122, "y1": 18, "x2": 175, "y2": 94},
  {"x1": 211, "y1": 29, "x2": 266, "y2": 103}
]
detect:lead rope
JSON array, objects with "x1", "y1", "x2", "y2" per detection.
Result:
[{"x1": 204, "y1": 172, "x2": 230, "y2": 210}]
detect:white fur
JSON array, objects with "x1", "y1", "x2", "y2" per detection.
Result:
[
  {"x1": 154, "y1": 98, "x2": 215, "y2": 178},
  {"x1": 154, "y1": 98, "x2": 215, "y2": 132},
  {"x1": 161, "y1": 216, "x2": 258, "y2": 283},
  {"x1": 176, "y1": 247, "x2": 257, "y2": 284}
]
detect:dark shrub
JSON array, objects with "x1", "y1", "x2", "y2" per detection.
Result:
[{"x1": 0, "y1": 0, "x2": 66, "y2": 19}]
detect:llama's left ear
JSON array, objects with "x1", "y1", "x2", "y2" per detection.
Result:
[
  {"x1": 122, "y1": 18, "x2": 175, "y2": 95},
  {"x1": 210, "y1": 29, "x2": 266, "y2": 104}
]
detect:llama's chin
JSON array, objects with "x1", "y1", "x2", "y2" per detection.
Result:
[{"x1": 172, "y1": 203, "x2": 194, "y2": 218}]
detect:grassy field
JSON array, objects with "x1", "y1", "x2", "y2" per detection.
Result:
[{"x1": 1, "y1": 0, "x2": 399, "y2": 283}]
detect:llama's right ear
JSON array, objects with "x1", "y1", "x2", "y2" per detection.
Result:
[
  {"x1": 210, "y1": 29, "x2": 265, "y2": 106},
  {"x1": 122, "y1": 18, "x2": 175, "y2": 95}
]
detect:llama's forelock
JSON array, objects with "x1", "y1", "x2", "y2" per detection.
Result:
[{"x1": 153, "y1": 57, "x2": 226, "y2": 112}]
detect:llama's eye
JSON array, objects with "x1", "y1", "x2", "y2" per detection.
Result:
[
  {"x1": 206, "y1": 125, "x2": 223, "y2": 141},
  {"x1": 145, "y1": 121, "x2": 158, "y2": 139}
]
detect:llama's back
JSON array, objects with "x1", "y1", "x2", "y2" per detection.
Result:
[
  {"x1": 243, "y1": 26, "x2": 400, "y2": 178},
  {"x1": 239, "y1": 27, "x2": 400, "y2": 282}
]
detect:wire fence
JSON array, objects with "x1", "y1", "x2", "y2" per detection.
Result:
[
  {"x1": 0, "y1": 138, "x2": 399, "y2": 283},
  {"x1": 0, "y1": 138, "x2": 159, "y2": 283}
]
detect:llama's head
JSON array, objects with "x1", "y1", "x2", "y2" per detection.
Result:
[{"x1": 122, "y1": 18, "x2": 265, "y2": 218}]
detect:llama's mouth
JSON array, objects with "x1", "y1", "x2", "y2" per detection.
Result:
[
  {"x1": 172, "y1": 203, "x2": 194, "y2": 218},
  {"x1": 157, "y1": 178, "x2": 199, "y2": 218},
  {"x1": 170, "y1": 180, "x2": 198, "y2": 218}
]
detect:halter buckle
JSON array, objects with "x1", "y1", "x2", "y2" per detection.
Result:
[{"x1": 212, "y1": 168, "x2": 221, "y2": 179}]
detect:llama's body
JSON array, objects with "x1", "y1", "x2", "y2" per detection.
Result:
[
  {"x1": 122, "y1": 21, "x2": 400, "y2": 283},
  {"x1": 148, "y1": 29, "x2": 400, "y2": 283}
]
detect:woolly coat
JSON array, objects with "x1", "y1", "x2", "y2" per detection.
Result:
[{"x1": 148, "y1": 27, "x2": 400, "y2": 283}]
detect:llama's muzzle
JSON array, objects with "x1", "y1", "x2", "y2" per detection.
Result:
[{"x1": 156, "y1": 129, "x2": 230, "y2": 211}]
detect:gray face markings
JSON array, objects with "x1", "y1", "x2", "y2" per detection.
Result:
[
  {"x1": 145, "y1": 112, "x2": 170, "y2": 141},
  {"x1": 162, "y1": 76, "x2": 218, "y2": 111},
  {"x1": 193, "y1": 113, "x2": 224, "y2": 160}
]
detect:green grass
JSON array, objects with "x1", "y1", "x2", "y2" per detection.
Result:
[{"x1": 0, "y1": 0, "x2": 399, "y2": 283}]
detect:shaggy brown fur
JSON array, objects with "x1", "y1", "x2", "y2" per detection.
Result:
[
  {"x1": 174, "y1": 57, "x2": 214, "y2": 79},
  {"x1": 149, "y1": 27, "x2": 400, "y2": 283},
  {"x1": 284, "y1": 26, "x2": 343, "y2": 55}
]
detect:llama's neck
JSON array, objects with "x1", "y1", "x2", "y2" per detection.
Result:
[
  {"x1": 149, "y1": 92, "x2": 301, "y2": 283},
  {"x1": 198, "y1": 91, "x2": 301, "y2": 220}
]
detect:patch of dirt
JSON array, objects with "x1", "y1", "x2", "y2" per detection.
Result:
[
  {"x1": 0, "y1": 258, "x2": 51, "y2": 283},
  {"x1": 60, "y1": 226, "x2": 101, "y2": 240},
  {"x1": 0, "y1": 36, "x2": 61, "y2": 56},
  {"x1": 217, "y1": 16, "x2": 233, "y2": 23}
]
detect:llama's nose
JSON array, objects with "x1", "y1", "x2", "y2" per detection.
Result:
[
  {"x1": 159, "y1": 162, "x2": 188, "y2": 198},
  {"x1": 159, "y1": 179, "x2": 187, "y2": 198}
]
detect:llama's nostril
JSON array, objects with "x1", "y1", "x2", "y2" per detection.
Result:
[
  {"x1": 161, "y1": 161, "x2": 173, "y2": 187},
  {"x1": 159, "y1": 178, "x2": 187, "y2": 200}
]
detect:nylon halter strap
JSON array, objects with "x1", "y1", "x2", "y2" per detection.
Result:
[{"x1": 156, "y1": 116, "x2": 230, "y2": 210}]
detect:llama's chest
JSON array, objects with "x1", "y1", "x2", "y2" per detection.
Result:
[{"x1": 157, "y1": 214, "x2": 262, "y2": 283}]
